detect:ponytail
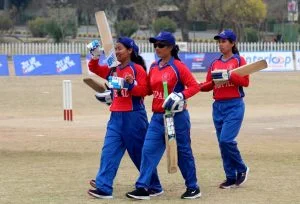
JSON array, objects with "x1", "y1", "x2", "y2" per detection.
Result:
[
  {"x1": 232, "y1": 44, "x2": 240, "y2": 55},
  {"x1": 131, "y1": 52, "x2": 147, "y2": 71},
  {"x1": 229, "y1": 39, "x2": 240, "y2": 55},
  {"x1": 171, "y1": 45, "x2": 181, "y2": 61}
]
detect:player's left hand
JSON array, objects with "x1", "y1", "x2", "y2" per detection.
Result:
[
  {"x1": 211, "y1": 69, "x2": 230, "y2": 82},
  {"x1": 162, "y1": 92, "x2": 185, "y2": 112}
]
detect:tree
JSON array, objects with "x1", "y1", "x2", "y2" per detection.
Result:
[
  {"x1": 10, "y1": 0, "x2": 31, "y2": 23},
  {"x1": 134, "y1": 0, "x2": 161, "y2": 28},
  {"x1": 66, "y1": 0, "x2": 164, "y2": 38},
  {"x1": 0, "y1": 13, "x2": 13, "y2": 31},
  {"x1": 10, "y1": 0, "x2": 30, "y2": 8},
  {"x1": 189, "y1": 0, "x2": 267, "y2": 41},
  {"x1": 4, "y1": 0, "x2": 10, "y2": 11},
  {"x1": 152, "y1": 17, "x2": 177, "y2": 35},
  {"x1": 264, "y1": 0, "x2": 287, "y2": 24},
  {"x1": 115, "y1": 20, "x2": 138, "y2": 37},
  {"x1": 67, "y1": 0, "x2": 116, "y2": 25},
  {"x1": 150, "y1": 0, "x2": 193, "y2": 41},
  {"x1": 27, "y1": 17, "x2": 48, "y2": 37},
  {"x1": 172, "y1": 0, "x2": 192, "y2": 41},
  {"x1": 46, "y1": 1, "x2": 78, "y2": 42}
]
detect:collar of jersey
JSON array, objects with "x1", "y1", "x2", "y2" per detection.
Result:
[
  {"x1": 157, "y1": 57, "x2": 174, "y2": 69},
  {"x1": 219, "y1": 54, "x2": 236, "y2": 62},
  {"x1": 118, "y1": 61, "x2": 134, "y2": 70}
]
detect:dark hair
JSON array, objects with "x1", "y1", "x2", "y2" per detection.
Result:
[
  {"x1": 229, "y1": 39, "x2": 240, "y2": 55},
  {"x1": 171, "y1": 45, "x2": 181, "y2": 61},
  {"x1": 122, "y1": 44, "x2": 146, "y2": 71},
  {"x1": 131, "y1": 52, "x2": 147, "y2": 71}
]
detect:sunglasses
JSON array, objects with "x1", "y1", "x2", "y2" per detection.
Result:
[{"x1": 153, "y1": 43, "x2": 168, "y2": 48}]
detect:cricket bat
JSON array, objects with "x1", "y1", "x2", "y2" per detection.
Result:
[
  {"x1": 83, "y1": 78, "x2": 107, "y2": 93},
  {"x1": 231, "y1": 59, "x2": 268, "y2": 76},
  {"x1": 163, "y1": 81, "x2": 178, "y2": 174},
  {"x1": 94, "y1": 11, "x2": 119, "y2": 68}
]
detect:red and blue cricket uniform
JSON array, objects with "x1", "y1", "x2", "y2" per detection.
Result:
[
  {"x1": 89, "y1": 58, "x2": 162, "y2": 195},
  {"x1": 203, "y1": 54, "x2": 249, "y2": 181},
  {"x1": 135, "y1": 57, "x2": 200, "y2": 191}
]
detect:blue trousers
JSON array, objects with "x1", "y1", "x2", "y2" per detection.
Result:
[
  {"x1": 213, "y1": 98, "x2": 247, "y2": 180},
  {"x1": 136, "y1": 110, "x2": 199, "y2": 190},
  {"x1": 95, "y1": 110, "x2": 162, "y2": 195}
]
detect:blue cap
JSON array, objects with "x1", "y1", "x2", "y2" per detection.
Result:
[
  {"x1": 117, "y1": 37, "x2": 139, "y2": 55},
  {"x1": 149, "y1": 31, "x2": 175, "y2": 45},
  {"x1": 214, "y1": 29, "x2": 237, "y2": 41}
]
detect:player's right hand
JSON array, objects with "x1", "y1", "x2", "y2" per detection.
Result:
[
  {"x1": 87, "y1": 40, "x2": 101, "y2": 57},
  {"x1": 123, "y1": 74, "x2": 136, "y2": 91},
  {"x1": 125, "y1": 74, "x2": 134, "y2": 84}
]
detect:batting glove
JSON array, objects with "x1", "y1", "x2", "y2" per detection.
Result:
[
  {"x1": 95, "y1": 90, "x2": 112, "y2": 105},
  {"x1": 87, "y1": 40, "x2": 102, "y2": 57},
  {"x1": 162, "y1": 92, "x2": 185, "y2": 113},
  {"x1": 211, "y1": 69, "x2": 230, "y2": 82},
  {"x1": 108, "y1": 76, "x2": 125, "y2": 90}
]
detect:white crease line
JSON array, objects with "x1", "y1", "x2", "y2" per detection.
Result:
[{"x1": 264, "y1": 127, "x2": 274, "y2": 130}]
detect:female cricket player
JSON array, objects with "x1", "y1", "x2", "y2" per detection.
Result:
[
  {"x1": 87, "y1": 37, "x2": 162, "y2": 199},
  {"x1": 199, "y1": 29, "x2": 250, "y2": 189},
  {"x1": 126, "y1": 31, "x2": 201, "y2": 200}
]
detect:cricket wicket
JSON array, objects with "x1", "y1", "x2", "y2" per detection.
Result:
[{"x1": 63, "y1": 80, "x2": 73, "y2": 121}]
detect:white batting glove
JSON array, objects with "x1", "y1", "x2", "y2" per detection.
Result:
[
  {"x1": 95, "y1": 90, "x2": 112, "y2": 105},
  {"x1": 87, "y1": 40, "x2": 102, "y2": 57},
  {"x1": 108, "y1": 76, "x2": 125, "y2": 90},
  {"x1": 162, "y1": 92, "x2": 185, "y2": 113},
  {"x1": 211, "y1": 69, "x2": 230, "y2": 82}
]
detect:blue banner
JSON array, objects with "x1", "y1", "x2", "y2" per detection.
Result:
[
  {"x1": 86, "y1": 54, "x2": 108, "y2": 75},
  {"x1": 154, "y1": 52, "x2": 221, "y2": 72},
  {"x1": 241, "y1": 51, "x2": 294, "y2": 71},
  {"x1": 13, "y1": 54, "x2": 82, "y2": 76},
  {"x1": 179, "y1": 52, "x2": 221, "y2": 72},
  {"x1": 0, "y1": 55, "x2": 9, "y2": 76},
  {"x1": 88, "y1": 52, "x2": 221, "y2": 73},
  {"x1": 86, "y1": 53, "x2": 106, "y2": 65}
]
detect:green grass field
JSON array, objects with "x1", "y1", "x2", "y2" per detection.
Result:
[{"x1": 0, "y1": 68, "x2": 300, "y2": 204}]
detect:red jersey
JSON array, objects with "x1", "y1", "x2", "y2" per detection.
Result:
[
  {"x1": 204, "y1": 54, "x2": 249, "y2": 100},
  {"x1": 149, "y1": 57, "x2": 200, "y2": 113},
  {"x1": 88, "y1": 58, "x2": 148, "y2": 112}
]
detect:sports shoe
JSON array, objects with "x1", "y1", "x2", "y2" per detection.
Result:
[
  {"x1": 219, "y1": 179, "x2": 236, "y2": 189},
  {"x1": 87, "y1": 188, "x2": 113, "y2": 199},
  {"x1": 90, "y1": 179, "x2": 96, "y2": 188},
  {"x1": 148, "y1": 189, "x2": 164, "y2": 197},
  {"x1": 236, "y1": 167, "x2": 250, "y2": 186},
  {"x1": 126, "y1": 188, "x2": 150, "y2": 200},
  {"x1": 181, "y1": 188, "x2": 201, "y2": 199}
]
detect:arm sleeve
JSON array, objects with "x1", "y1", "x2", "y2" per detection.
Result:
[
  {"x1": 199, "y1": 66, "x2": 214, "y2": 92},
  {"x1": 199, "y1": 81, "x2": 214, "y2": 92},
  {"x1": 229, "y1": 57, "x2": 249, "y2": 87},
  {"x1": 146, "y1": 66, "x2": 155, "y2": 96},
  {"x1": 129, "y1": 66, "x2": 149, "y2": 97},
  {"x1": 88, "y1": 58, "x2": 111, "y2": 80},
  {"x1": 178, "y1": 64, "x2": 201, "y2": 99},
  {"x1": 147, "y1": 74, "x2": 153, "y2": 96}
]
